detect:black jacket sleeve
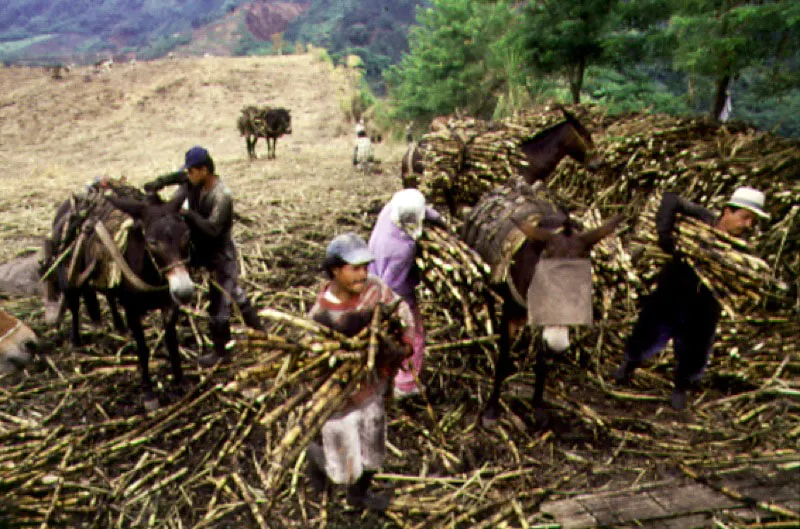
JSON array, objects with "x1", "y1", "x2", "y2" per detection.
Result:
[
  {"x1": 144, "y1": 170, "x2": 188, "y2": 192},
  {"x1": 656, "y1": 192, "x2": 716, "y2": 254}
]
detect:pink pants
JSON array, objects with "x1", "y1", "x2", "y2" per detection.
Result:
[{"x1": 394, "y1": 299, "x2": 425, "y2": 393}]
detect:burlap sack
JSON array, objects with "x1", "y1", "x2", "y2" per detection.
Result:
[{"x1": 527, "y1": 258, "x2": 593, "y2": 326}]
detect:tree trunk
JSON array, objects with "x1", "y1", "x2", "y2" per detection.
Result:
[
  {"x1": 569, "y1": 57, "x2": 586, "y2": 104},
  {"x1": 711, "y1": 74, "x2": 731, "y2": 122}
]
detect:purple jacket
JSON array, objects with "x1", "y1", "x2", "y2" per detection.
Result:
[{"x1": 368, "y1": 203, "x2": 441, "y2": 299}]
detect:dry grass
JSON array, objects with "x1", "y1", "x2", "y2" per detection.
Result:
[{"x1": 0, "y1": 54, "x2": 404, "y2": 263}]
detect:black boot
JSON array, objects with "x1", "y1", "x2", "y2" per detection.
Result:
[
  {"x1": 612, "y1": 359, "x2": 640, "y2": 384},
  {"x1": 199, "y1": 322, "x2": 232, "y2": 367},
  {"x1": 346, "y1": 471, "x2": 390, "y2": 511},
  {"x1": 670, "y1": 388, "x2": 688, "y2": 410},
  {"x1": 239, "y1": 301, "x2": 264, "y2": 331}
]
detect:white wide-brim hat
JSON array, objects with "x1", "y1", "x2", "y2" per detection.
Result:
[{"x1": 726, "y1": 186, "x2": 770, "y2": 219}]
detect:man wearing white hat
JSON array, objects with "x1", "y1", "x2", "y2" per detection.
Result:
[{"x1": 613, "y1": 186, "x2": 769, "y2": 410}]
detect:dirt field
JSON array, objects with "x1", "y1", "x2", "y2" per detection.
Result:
[
  {"x1": 0, "y1": 55, "x2": 797, "y2": 529},
  {"x1": 0, "y1": 53, "x2": 401, "y2": 264}
]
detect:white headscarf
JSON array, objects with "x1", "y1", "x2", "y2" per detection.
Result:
[{"x1": 389, "y1": 189, "x2": 426, "y2": 240}]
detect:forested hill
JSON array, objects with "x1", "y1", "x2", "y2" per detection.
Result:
[{"x1": 0, "y1": 0, "x2": 422, "y2": 76}]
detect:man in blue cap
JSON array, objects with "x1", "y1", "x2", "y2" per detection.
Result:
[
  {"x1": 144, "y1": 146, "x2": 262, "y2": 366},
  {"x1": 613, "y1": 186, "x2": 769, "y2": 409}
]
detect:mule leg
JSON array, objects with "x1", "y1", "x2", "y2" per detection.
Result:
[
  {"x1": 163, "y1": 306, "x2": 184, "y2": 387},
  {"x1": 482, "y1": 306, "x2": 515, "y2": 426},
  {"x1": 127, "y1": 309, "x2": 158, "y2": 410},
  {"x1": 532, "y1": 337, "x2": 550, "y2": 425},
  {"x1": 107, "y1": 295, "x2": 126, "y2": 333},
  {"x1": 82, "y1": 288, "x2": 102, "y2": 324},
  {"x1": 66, "y1": 290, "x2": 82, "y2": 346}
]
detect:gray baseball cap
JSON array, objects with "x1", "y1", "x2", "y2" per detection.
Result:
[{"x1": 326, "y1": 232, "x2": 374, "y2": 265}]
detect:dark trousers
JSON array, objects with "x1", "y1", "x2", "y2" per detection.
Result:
[
  {"x1": 194, "y1": 244, "x2": 252, "y2": 353},
  {"x1": 624, "y1": 262, "x2": 721, "y2": 390}
]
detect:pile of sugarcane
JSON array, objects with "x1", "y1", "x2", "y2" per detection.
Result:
[
  {"x1": 415, "y1": 225, "x2": 494, "y2": 337},
  {"x1": 2, "y1": 107, "x2": 799, "y2": 529},
  {"x1": 417, "y1": 108, "x2": 573, "y2": 210}
]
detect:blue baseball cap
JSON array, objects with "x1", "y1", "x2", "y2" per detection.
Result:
[
  {"x1": 181, "y1": 146, "x2": 210, "y2": 170},
  {"x1": 326, "y1": 233, "x2": 374, "y2": 265}
]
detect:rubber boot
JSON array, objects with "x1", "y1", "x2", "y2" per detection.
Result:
[
  {"x1": 239, "y1": 301, "x2": 264, "y2": 331},
  {"x1": 346, "y1": 471, "x2": 390, "y2": 511},
  {"x1": 199, "y1": 321, "x2": 232, "y2": 367},
  {"x1": 670, "y1": 388, "x2": 689, "y2": 410},
  {"x1": 612, "y1": 359, "x2": 640, "y2": 384}
]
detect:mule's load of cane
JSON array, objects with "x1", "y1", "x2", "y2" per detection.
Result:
[{"x1": 461, "y1": 179, "x2": 559, "y2": 284}]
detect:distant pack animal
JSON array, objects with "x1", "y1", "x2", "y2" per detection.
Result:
[
  {"x1": 462, "y1": 183, "x2": 622, "y2": 426},
  {"x1": 401, "y1": 107, "x2": 602, "y2": 193},
  {"x1": 237, "y1": 105, "x2": 292, "y2": 160},
  {"x1": 0, "y1": 309, "x2": 37, "y2": 373},
  {"x1": 49, "y1": 189, "x2": 195, "y2": 410}
]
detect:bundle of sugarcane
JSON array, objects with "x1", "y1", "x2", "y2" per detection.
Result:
[
  {"x1": 418, "y1": 120, "x2": 529, "y2": 210},
  {"x1": 239, "y1": 305, "x2": 408, "y2": 497},
  {"x1": 632, "y1": 193, "x2": 773, "y2": 317},
  {"x1": 415, "y1": 225, "x2": 494, "y2": 337}
]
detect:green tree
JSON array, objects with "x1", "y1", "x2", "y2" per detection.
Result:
[
  {"x1": 384, "y1": 0, "x2": 519, "y2": 124},
  {"x1": 667, "y1": 0, "x2": 800, "y2": 120},
  {"x1": 521, "y1": 0, "x2": 620, "y2": 104}
]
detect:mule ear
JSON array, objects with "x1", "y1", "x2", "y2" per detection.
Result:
[
  {"x1": 106, "y1": 195, "x2": 146, "y2": 219},
  {"x1": 514, "y1": 218, "x2": 554, "y2": 243},
  {"x1": 557, "y1": 105, "x2": 579, "y2": 124},
  {"x1": 579, "y1": 214, "x2": 624, "y2": 247}
]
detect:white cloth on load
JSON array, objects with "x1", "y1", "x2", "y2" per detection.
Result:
[
  {"x1": 317, "y1": 383, "x2": 387, "y2": 485},
  {"x1": 527, "y1": 258, "x2": 593, "y2": 327},
  {"x1": 389, "y1": 189, "x2": 426, "y2": 240}
]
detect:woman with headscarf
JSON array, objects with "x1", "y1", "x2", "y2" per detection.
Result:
[{"x1": 368, "y1": 189, "x2": 445, "y2": 399}]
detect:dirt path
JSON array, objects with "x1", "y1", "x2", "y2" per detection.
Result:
[{"x1": 0, "y1": 53, "x2": 404, "y2": 263}]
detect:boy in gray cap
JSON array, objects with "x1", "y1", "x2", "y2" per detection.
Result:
[
  {"x1": 305, "y1": 232, "x2": 415, "y2": 511},
  {"x1": 613, "y1": 186, "x2": 769, "y2": 409},
  {"x1": 143, "y1": 146, "x2": 263, "y2": 366}
]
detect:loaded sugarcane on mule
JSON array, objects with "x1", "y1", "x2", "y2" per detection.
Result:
[
  {"x1": 305, "y1": 233, "x2": 415, "y2": 512},
  {"x1": 613, "y1": 186, "x2": 770, "y2": 410},
  {"x1": 236, "y1": 105, "x2": 292, "y2": 160},
  {"x1": 368, "y1": 189, "x2": 446, "y2": 399},
  {"x1": 47, "y1": 183, "x2": 195, "y2": 410},
  {"x1": 462, "y1": 181, "x2": 622, "y2": 426},
  {"x1": 143, "y1": 146, "x2": 263, "y2": 367},
  {"x1": 0, "y1": 309, "x2": 37, "y2": 373},
  {"x1": 401, "y1": 107, "x2": 601, "y2": 192}
]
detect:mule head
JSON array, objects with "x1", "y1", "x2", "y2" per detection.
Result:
[
  {"x1": 107, "y1": 195, "x2": 195, "y2": 304},
  {"x1": 515, "y1": 212, "x2": 624, "y2": 259},
  {"x1": 557, "y1": 106, "x2": 603, "y2": 171}
]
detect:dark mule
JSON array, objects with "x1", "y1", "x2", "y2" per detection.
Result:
[
  {"x1": 53, "y1": 192, "x2": 195, "y2": 410},
  {"x1": 237, "y1": 105, "x2": 267, "y2": 161},
  {"x1": 263, "y1": 107, "x2": 292, "y2": 159},
  {"x1": 518, "y1": 107, "x2": 603, "y2": 185},
  {"x1": 480, "y1": 208, "x2": 622, "y2": 427},
  {"x1": 400, "y1": 107, "x2": 601, "y2": 192}
]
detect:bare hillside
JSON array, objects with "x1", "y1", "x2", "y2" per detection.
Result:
[{"x1": 0, "y1": 53, "x2": 403, "y2": 262}]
